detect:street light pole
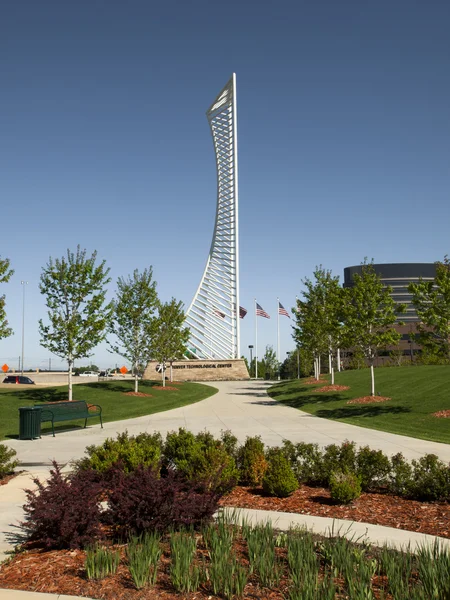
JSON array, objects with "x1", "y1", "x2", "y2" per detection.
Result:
[
  {"x1": 21, "y1": 281, "x2": 28, "y2": 376},
  {"x1": 248, "y1": 345, "x2": 253, "y2": 377}
]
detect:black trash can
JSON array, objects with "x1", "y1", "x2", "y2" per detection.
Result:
[{"x1": 19, "y1": 407, "x2": 42, "y2": 440}]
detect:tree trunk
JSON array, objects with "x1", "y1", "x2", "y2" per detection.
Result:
[
  {"x1": 328, "y1": 352, "x2": 332, "y2": 377},
  {"x1": 68, "y1": 358, "x2": 73, "y2": 401},
  {"x1": 337, "y1": 348, "x2": 341, "y2": 372},
  {"x1": 370, "y1": 363, "x2": 375, "y2": 396},
  {"x1": 134, "y1": 360, "x2": 139, "y2": 393},
  {"x1": 331, "y1": 366, "x2": 334, "y2": 385},
  {"x1": 170, "y1": 362, "x2": 173, "y2": 382},
  {"x1": 162, "y1": 362, "x2": 166, "y2": 387},
  {"x1": 318, "y1": 356, "x2": 321, "y2": 380}
]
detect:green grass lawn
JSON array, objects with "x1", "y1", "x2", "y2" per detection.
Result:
[
  {"x1": 268, "y1": 365, "x2": 450, "y2": 444},
  {"x1": 0, "y1": 380, "x2": 217, "y2": 440}
]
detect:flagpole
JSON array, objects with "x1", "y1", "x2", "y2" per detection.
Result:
[
  {"x1": 277, "y1": 298, "x2": 280, "y2": 381},
  {"x1": 255, "y1": 298, "x2": 258, "y2": 380}
]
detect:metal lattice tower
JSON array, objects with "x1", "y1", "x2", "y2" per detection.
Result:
[{"x1": 185, "y1": 74, "x2": 240, "y2": 359}]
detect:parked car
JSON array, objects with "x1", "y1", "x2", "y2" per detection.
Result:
[
  {"x1": 78, "y1": 371, "x2": 98, "y2": 377},
  {"x1": 99, "y1": 370, "x2": 113, "y2": 377},
  {"x1": 2, "y1": 375, "x2": 35, "y2": 384}
]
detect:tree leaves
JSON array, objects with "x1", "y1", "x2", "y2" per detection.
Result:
[
  {"x1": 150, "y1": 298, "x2": 190, "y2": 382},
  {"x1": 0, "y1": 256, "x2": 14, "y2": 340},
  {"x1": 408, "y1": 256, "x2": 450, "y2": 360},
  {"x1": 109, "y1": 268, "x2": 159, "y2": 392},
  {"x1": 38, "y1": 246, "x2": 113, "y2": 385},
  {"x1": 342, "y1": 260, "x2": 405, "y2": 364}
]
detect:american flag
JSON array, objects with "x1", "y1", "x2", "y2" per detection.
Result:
[
  {"x1": 239, "y1": 306, "x2": 247, "y2": 319},
  {"x1": 278, "y1": 302, "x2": 290, "y2": 318},
  {"x1": 256, "y1": 303, "x2": 270, "y2": 319},
  {"x1": 213, "y1": 308, "x2": 226, "y2": 319}
]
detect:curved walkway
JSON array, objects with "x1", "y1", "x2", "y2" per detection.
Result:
[
  {"x1": 1, "y1": 380, "x2": 449, "y2": 599},
  {"x1": 5, "y1": 379, "x2": 450, "y2": 467}
]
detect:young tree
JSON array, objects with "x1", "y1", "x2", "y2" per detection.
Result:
[
  {"x1": 342, "y1": 259, "x2": 405, "y2": 396},
  {"x1": 39, "y1": 246, "x2": 113, "y2": 400},
  {"x1": 150, "y1": 298, "x2": 190, "y2": 386},
  {"x1": 408, "y1": 256, "x2": 450, "y2": 362},
  {"x1": 293, "y1": 267, "x2": 343, "y2": 381},
  {"x1": 0, "y1": 257, "x2": 14, "y2": 340},
  {"x1": 109, "y1": 268, "x2": 158, "y2": 393},
  {"x1": 262, "y1": 345, "x2": 279, "y2": 380}
]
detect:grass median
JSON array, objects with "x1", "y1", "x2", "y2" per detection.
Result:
[
  {"x1": 268, "y1": 364, "x2": 450, "y2": 444},
  {"x1": 0, "y1": 379, "x2": 217, "y2": 440}
]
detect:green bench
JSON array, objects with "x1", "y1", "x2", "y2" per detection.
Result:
[{"x1": 35, "y1": 401, "x2": 103, "y2": 437}]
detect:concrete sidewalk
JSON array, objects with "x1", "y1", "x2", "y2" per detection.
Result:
[
  {"x1": 1, "y1": 380, "x2": 449, "y2": 599},
  {"x1": 4, "y1": 380, "x2": 450, "y2": 466}
]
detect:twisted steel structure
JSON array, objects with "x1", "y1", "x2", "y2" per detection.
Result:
[{"x1": 185, "y1": 74, "x2": 240, "y2": 359}]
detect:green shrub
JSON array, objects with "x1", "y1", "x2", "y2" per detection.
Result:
[
  {"x1": 164, "y1": 428, "x2": 200, "y2": 471},
  {"x1": 76, "y1": 431, "x2": 162, "y2": 473},
  {"x1": 164, "y1": 429, "x2": 238, "y2": 493},
  {"x1": 220, "y1": 430, "x2": 239, "y2": 459},
  {"x1": 388, "y1": 453, "x2": 413, "y2": 496},
  {"x1": 329, "y1": 470, "x2": 362, "y2": 504},
  {"x1": 281, "y1": 440, "x2": 324, "y2": 485},
  {"x1": 0, "y1": 443, "x2": 19, "y2": 478},
  {"x1": 356, "y1": 446, "x2": 391, "y2": 491},
  {"x1": 237, "y1": 436, "x2": 267, "y2": 486},
  {"x1": 408, "y1": 454, "x2": 450, "y2": 501},
  {"x1": 262, "y1": 451, "x2": 298, "y2": 498},
  {"x1": 322, "y1": 441, "x2": 357, "y2": 485}
]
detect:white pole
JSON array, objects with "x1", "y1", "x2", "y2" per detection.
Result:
[
  {"x1": 21, "y1": 281, "x2": 28, "y2": 376},
  {"x1": 255, "y1": 298, "x2": 258, "y2": 380},
  {"x1": 277, "y1": 298, "x2": 280, "y2": 380}
]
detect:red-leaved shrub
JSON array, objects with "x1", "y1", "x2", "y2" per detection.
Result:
[
  {"x1": 22, "y1": 462, "x2": 104, "y2": 550},
  {"x1": 106, "y1": 465, "x2": 220, "y2": 538}
]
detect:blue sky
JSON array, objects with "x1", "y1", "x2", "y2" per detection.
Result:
[{"x1": 1, "y1": 0, "x2": 449, "y2": 370}]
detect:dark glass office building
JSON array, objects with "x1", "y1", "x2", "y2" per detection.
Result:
[{"x1": 343, "y1": 263, "x2": 436, "y2": 323}]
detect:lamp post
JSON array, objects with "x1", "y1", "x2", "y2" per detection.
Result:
[
  {"x1": 408, "y1": 339, "x2": 414, "y2": 363},
  {"x1": 286, "y1": 351, "x2": 291, "y2": 380},
  {"x1": 248, "y1": 345, "x2": 253, "y2": 377},
  {"x1": 21, "y1": 281, "x2": 28, "y2": 376}
]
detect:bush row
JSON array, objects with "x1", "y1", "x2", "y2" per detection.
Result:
[
  {"x1": 74, "y1": 429, "x2": 450, "y2": 503},
  {"x1": 19, "y1": 430, "x2": 450, "y2": 550},
  {"x1": 280, "y1": 439, "x2": 450, "y2": 502}
]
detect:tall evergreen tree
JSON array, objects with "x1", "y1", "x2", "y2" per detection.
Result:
[
  {"x1": 109, "y1": 268, "x2": 159, "y2": 393},
  {"x1": 39, "y1": 246, "x2": 112, "y2": 400}
]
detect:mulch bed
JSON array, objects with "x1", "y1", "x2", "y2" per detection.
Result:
[
  {"x1": 0, "y1": 538, "x2": 289, "y2": 599},
  {"x1": 0, "y1": 473, "x2": 19, "y2": 487},
  {"x1": 152, "y1": 386, "x2": 179, "y2": 391},
  {"x1": 220, "y1": 484, "x2": 450, "y2": 539},
  {"x1": 347, "y1": 396, "x2": 391, "y2": 405},
  {"x1": 123, "y1": 392, "x2": 153, "y2": 397},
  {"x1": 316, "y1": 385, "x2": 350, "y2": 392},
  {"x1": 433, "y1": 409, "x2": 450, "y2": 418},
  {"x1": 0, "y1": 485, "x2": 448, "y2": 598},
  {"x1": 304, "y1": 376, "x2": 328, "y2": 385}
]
